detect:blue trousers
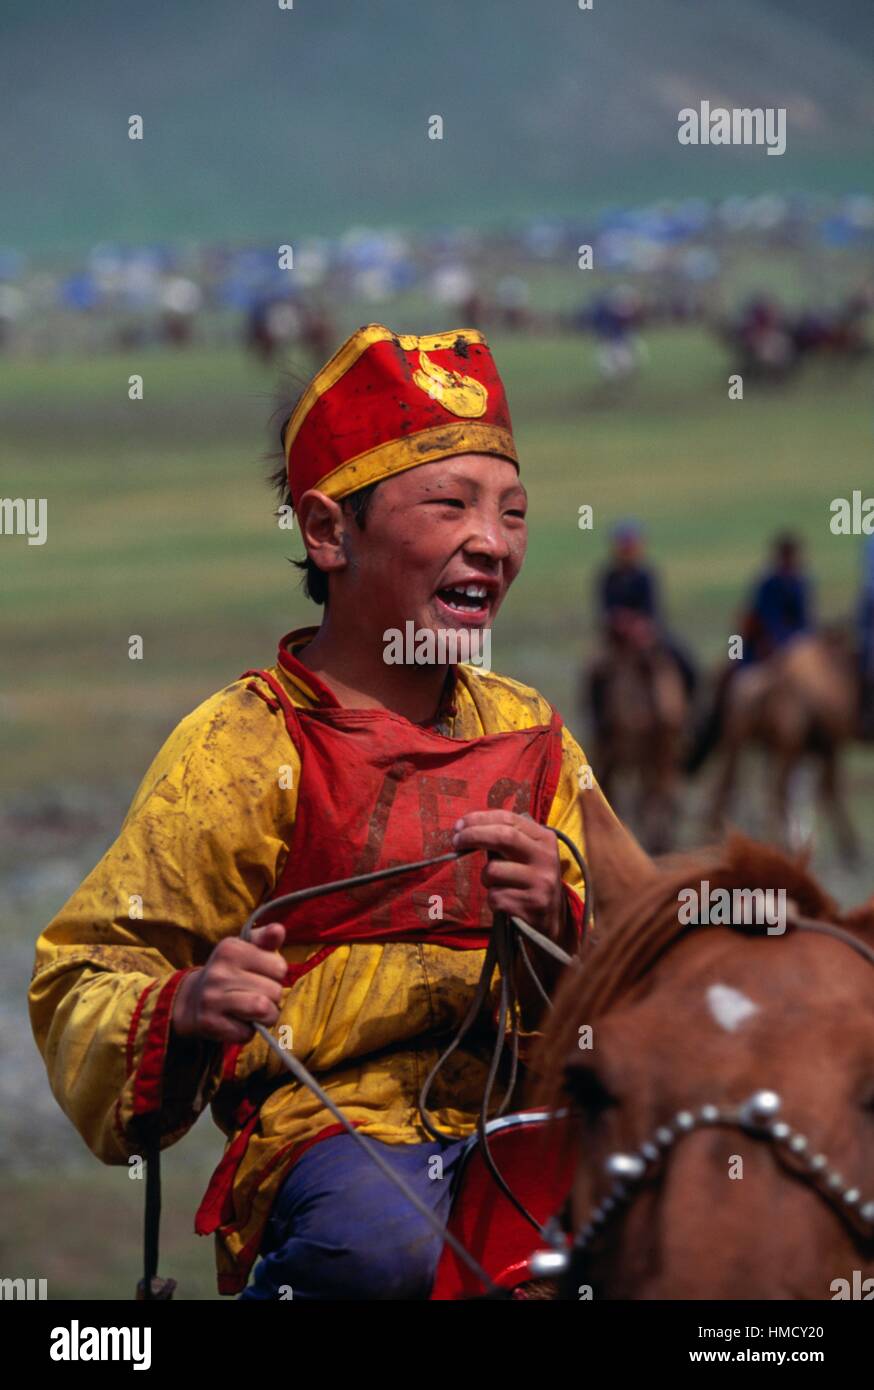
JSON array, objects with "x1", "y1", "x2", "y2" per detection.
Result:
[{"x1": 238, "y1": 1133, "x2": 469, "y2": 1300}]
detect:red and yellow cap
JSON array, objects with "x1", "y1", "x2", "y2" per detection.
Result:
[{"x1": 284, "y1": 323, "x2": 518, "y2": 508}]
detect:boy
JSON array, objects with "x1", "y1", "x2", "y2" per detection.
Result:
[{"x1": 29, "y1": 324, "x2": 594, "y2": 1299}]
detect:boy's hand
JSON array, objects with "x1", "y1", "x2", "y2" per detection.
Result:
[
  {"x1": 451, "y1": 811, "x2": 566, "y2": 941},
  {"x1": 171, "y1": 921, "x2": 288, "y2": 1044}
]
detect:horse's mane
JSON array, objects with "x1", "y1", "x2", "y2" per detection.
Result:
[{"x1": 532, "y1": 834, "x2": 842, "y2": 1112}]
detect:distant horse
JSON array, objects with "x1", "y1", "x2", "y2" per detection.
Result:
[
  {"x1": 791, "y1": 297, "x2": 871, "y2": 366},
  {"x1": 717, "y1": 298, "x2": 798, "y2": 382},
  {"x1": 705, "y1": 632, "x2": 860, "y2": 862},
  {"x1": 298, "y1": 304, "x2": 334, "y2": 369},
  {"x1": 718, "y1": 295, "x2": 871, "y2": 384},
  {"x1": 582, "y1": 629, "x2": 690, "y2": 854},
  {"x1": 533, "y1": 788, "x2": 874, "y2": 1299}
]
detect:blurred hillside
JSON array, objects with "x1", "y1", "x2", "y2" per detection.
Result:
[{"x1": 1, "y1": 0, "x2": 873, "y2": 257}]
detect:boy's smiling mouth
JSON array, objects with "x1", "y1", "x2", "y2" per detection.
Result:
[{"x1": 434, "y1": 579, "x2": 495, "y2": 624}]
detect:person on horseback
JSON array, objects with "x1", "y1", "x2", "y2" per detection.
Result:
[
  {"x1": 741, "y1": 532, "x2": 813, "y2": 665},
  {"x1": 599, "y1": 519, "x2": 658, "y2": 627},
  {"x1": 688, "y1": 532, "x2": 814, "y2": 772},
  {"x1": 589, "y1": 520, "x2": 696, "y2": 743},
  {"x1": 28, "y1": 324, "x2": 594, "y2": 1300}
]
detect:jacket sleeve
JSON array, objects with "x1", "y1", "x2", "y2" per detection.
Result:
[
  {"x1": 27, "y1": 681, "x2": 298, "y2": 1165},
  {"x1": 548, "y1": 723, "x2": 599, "y2": 942}
]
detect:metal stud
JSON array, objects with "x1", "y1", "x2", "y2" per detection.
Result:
[
  {"x1": 529, "y1": 1248, "x2": 570, "y2": 1277},
  {"x1": 808, "y1": 1153, "x2": 827, "y2": 1172},
  {"x1": 842, "y1": 1188, "x2": 860, "y2": 1206},
  {"x1": 770, "y1": 1122, "x2": 791, "y2": 1141},
  {"x1": 788, "y1": 1134, "x2": 808, "y2": 1154},
  {"x1": 655, "y1": 1126, "x2": 674, "y2": 1146},
  {"x1": 540, "y1": 1215, "x2": 565, "y2": 1245},
  {"x1": 859, "y1": 1202, "x2": 874, "y2": 1224},
  {"x1": 605, "y1": 1153, "x2": 646, "y2": 1181},
  {"x1": 699, "y1": 1105, "x2": 720, "y2": 1123},
  {"x1": 826, "y1": 1172, "x2": 843, "y2": 1191},
  {"x1": 674, "y1": 1111, "x2": 695, "y2": 1132},
  {"x1": 739, "y1": 1089, "x2": 782, "y2": 1129},
  {"x1": 640, "y1": 1142, "x2": 659, "y2": 1162}
]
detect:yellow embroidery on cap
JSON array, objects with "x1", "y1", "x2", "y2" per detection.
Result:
[{"x1": 412, "y1": 350, "x2": 488, "y2": 418}]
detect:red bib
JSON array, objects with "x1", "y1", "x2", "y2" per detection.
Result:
[{"x1": 241, "y1": 644, "x2": 564, "y2": 952}]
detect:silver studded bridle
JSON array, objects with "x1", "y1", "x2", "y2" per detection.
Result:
[{"x1": 532, "y1": 914, "x2": 874, "y2": 1284}]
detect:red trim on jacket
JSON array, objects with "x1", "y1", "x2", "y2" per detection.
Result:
[
  {"x1": 562, "y1": 881, "x2": 587, "y2": 943},
  {"x1": 240, "y1": 667, "x2": 304, "y2": 745},
  {"x1": 283, "y1": 944, "x2": 338, "y2": 987},
  {"x1": 126, "y1": 979, "x2": 159, "y2": 1078},
  {"x1": 247, "y1": 627, "x2": 460, "y2": 725},
  {"x1": 221, "y1": 1043, "x2": 243, "y2": 1084},
  {"x1": 195, "y1": 1096, "x2": 263, "y2": 1235},
  {"x1": 244, "y1": 680, "x2": 280, "y2": 713},
  {"x1": 131, "y1": 968, "x2": 196, "y2": 1117}
]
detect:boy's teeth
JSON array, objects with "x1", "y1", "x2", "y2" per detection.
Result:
[{"x1": 440, "y1": 585, "x2": 487, "y2": 611}]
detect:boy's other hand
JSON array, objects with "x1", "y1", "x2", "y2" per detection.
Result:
[
  {"x1": 171, "y1": 921, "x2": 288, "y2": 1044},
  {"x1": 451, "y1": 811, "x2": 565, "y2": 940}
]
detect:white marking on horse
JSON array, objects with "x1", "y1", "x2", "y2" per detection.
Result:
[{"x1": 706, "y1": 983, "x2": 759, "y2": 1032}]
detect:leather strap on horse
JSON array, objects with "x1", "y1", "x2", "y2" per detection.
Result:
[
  {"x1": 139, "y1": 832, "x2": 589, "y2": 1299},
  {"x1": 136, "y1": 1118, "x2": 175, "y2": 1301},
  {"x1": 790, "y1": 911, "x2": 874, "y2": 968}
]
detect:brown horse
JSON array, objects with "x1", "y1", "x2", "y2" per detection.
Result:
[
  {"x1": 706, "y1": 632, "x2": 860, "y2": 861},
  {"x1": 583, "y1": 632, "x2": 689, "y2": 854},
  {"x1": 533, "y1": 788, "x2": 874, "y2": 1299}
]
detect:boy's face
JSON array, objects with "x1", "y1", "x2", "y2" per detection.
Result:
[{"x1": 341, "y1": 452, "x2": 527, "y2": 636}]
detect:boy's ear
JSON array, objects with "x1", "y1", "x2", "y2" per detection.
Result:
[{"x1": 296, "y1": 489, "x2": 349, "y2": 576}]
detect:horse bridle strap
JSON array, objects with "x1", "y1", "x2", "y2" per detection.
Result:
[
  {"x1": 141, "y1": 833, "x2": 587, "y2": 1300},
  {"x1": 791, "y1": 911, "x2": 874, "y2": 969},
  {"x1": 552, "y1": 1088, "x2": 874, "y2": 1270}
]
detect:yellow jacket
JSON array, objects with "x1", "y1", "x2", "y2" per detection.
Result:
[{"x1": 29, "y1": 629, "x2": 591, "y2": 1293}]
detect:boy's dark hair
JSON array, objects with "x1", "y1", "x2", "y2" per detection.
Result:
[{"x1": 267, "y1": 397, "x2": 379, "y2": 605}]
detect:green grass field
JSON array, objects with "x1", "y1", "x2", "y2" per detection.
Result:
[{"x1": 2, "y1": 307, "x2": 874, "y2": 1297}]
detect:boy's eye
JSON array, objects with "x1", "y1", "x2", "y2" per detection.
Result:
[
  {"x1": 505, "y1": 508, "x2": 527, "y2": 519},
  {"x1": 425, "y1": 497, "x2": 465, "y2": 509}
]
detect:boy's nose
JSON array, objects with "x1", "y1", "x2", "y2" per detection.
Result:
[{"x1": 463, "y1": 521, "x2": 511, "y2": 562}]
